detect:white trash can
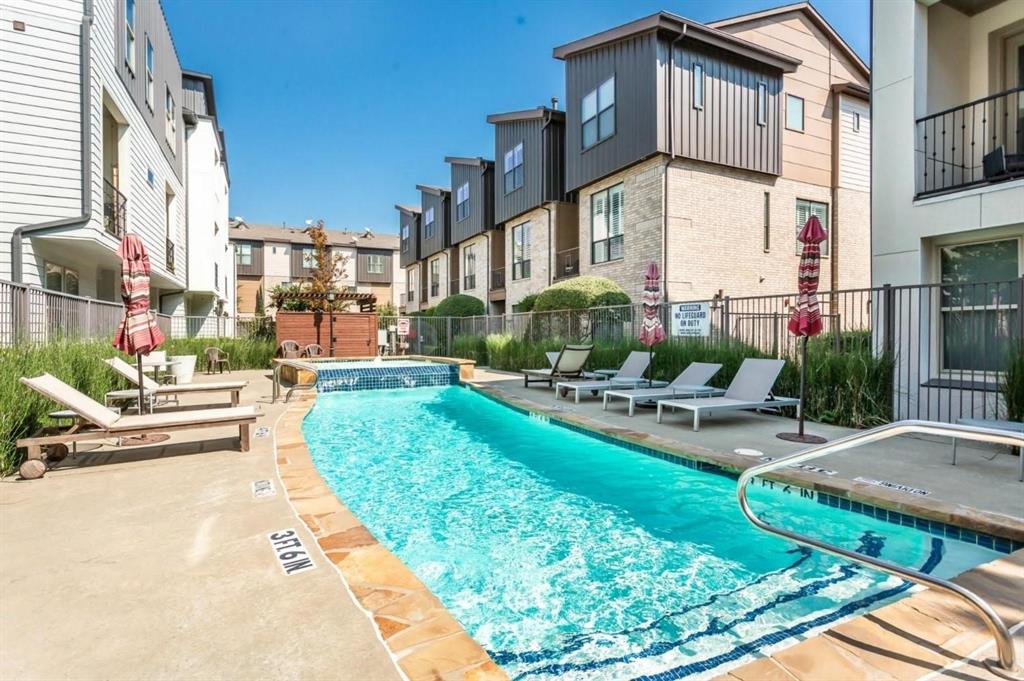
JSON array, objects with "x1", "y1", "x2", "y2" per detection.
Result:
[{"x1": 168, "y1": 355, "x2": 197, "y2": 384}]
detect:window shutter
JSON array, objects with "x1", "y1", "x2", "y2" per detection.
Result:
[
  {"x1": 609, "y1": 186, "x2": 623, "y2": 237},
  {"x1": 592, "y1": 193, "x2": 607, "y2": 241}
]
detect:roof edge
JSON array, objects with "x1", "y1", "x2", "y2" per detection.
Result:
[
  {"x1": 831, "y1": 81, "x2": 869, "y2": 100},
  {"x1": 443, "y1": 156, "x2": 494, "y2": 167},
  {"x1": 395, "y1": 204, "x2": 421, "y2": 214},
  {"x1": 486, "y1": 106, "x2": 566, "y2": 124},
  {"x1": 416, "y1": 184, "x2": 451, "y2": 195}
]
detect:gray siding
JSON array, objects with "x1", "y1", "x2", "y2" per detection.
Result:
[
  {"x1": 564, "y1": 33, "x2": 660, "y2": 192},
  {"x1": 542, "y1": 121, "x2": 568, "y2": 203},
  {"x1": 494, "y1": 119, "x2": 543, "y2": 224},
  {"x1": 115, "y1": 0, "x2": 184, "y2": 179},
  {"x1": 291, "y1": 245, "x2": 315, "y2": 279},
  {"x1": 419, "y1": 190, "x2": 450, "y2": 259},
  {"x1": 449, "y1": 162, "x2": 495, "y2": 244},
  {"x1": 233, "y1": 239, "x2": 263, "y2": 276},
  {"x1": 398, "y1": 211, "x2": 420, "y2": 268},
  {"x1": 356, "y1": 248, "x2": 393, "y2": 283},
  {"x1": 182, "y1": 76, "x2": 208, "y2": 115}
]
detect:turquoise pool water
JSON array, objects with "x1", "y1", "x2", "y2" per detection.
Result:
[{"x1": 303, "y1": 386, "x2": 1003, "y2": 680}]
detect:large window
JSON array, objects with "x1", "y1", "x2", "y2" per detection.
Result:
[
  {"x1": 456, "y1": 182, "x2": 470, "y2": 221},
  {"x1": 786, "y1": 94, "x2": 804, "y2": 132},
  {"x1": 591, "y1": 184, "x2": 624, "y2": 264},
  {"x1": 235, "y1": 243, "x2": 252, "y2": 266},
  {"x1": 692, "y1": 64, "x2": 704, "y2": 109},
  {"x1": 939, "y1": 239, "x2": 1021, "y2": 373},
  {"x1": 125, "y1": 0, "x2": 136, "y2": 71},
  {"x1": 301, "y1": 248, "x2": 316, "y2": 269},
  {"x1": 430, "y1": 258, "x2": 440, "y2": 297},
  {"x1": 145, "y1": 38, "x2": 154, "y2": 109},
  {"x1": 503, "y1": 143, "x2": 523, "y2": 193},
  {"x1": 795, "y1": 199, "x2": 829, "y2": 256},
  {"x1": 463, "y1": 244, "x2": 476, "y2": 290},
  {"x1": 44, "y1": 262, "x2": 79, "y2": 295},
  {"x1": 401, "y1": 223, "x2": 410, "y2": 252},
  {"x1": 757, "y1": 82, "x2": 767, "y2": 126},
  {"x1": 367, "y1": 254, "x2": 385, "y2": 275},
  {"x1": 424, "y1": 207, "x2": 435, "y2": 239},
  {"x1": 582, "y1": 76, "x2": 615, "y2": 149},
  {"x1": 165, "y1": 87, "x2": 176, "y2": 151},
  {"x1": 512, "y1": 223, "x2": 531, "y2": 280}
]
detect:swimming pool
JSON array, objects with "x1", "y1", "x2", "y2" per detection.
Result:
[{"x1": 303, "y1": 385, "x2": 1004, "y2": 680}]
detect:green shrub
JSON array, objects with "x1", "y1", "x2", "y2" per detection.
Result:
[
  {"x1": 435, "y1": 294, "x2": 485, "y2": 318},
  {"x1": 1002, "y1": 341, "x2": 1024, "y2": 421},
  {"x1": 533, "y1": 276, "x2": 630, "y2": 312},
  {"x1": 451, "y1": 335, "x2": 488, "y2": 364},
  {"x1": 514, "y1": 293, "x2": 539, "y2": 313}
]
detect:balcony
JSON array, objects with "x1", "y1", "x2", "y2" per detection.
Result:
[
  {"x1": 490, "y1": 267, "x2": 505, "y2": 291},
  {"x1": 166, "y1": 239, "x2": 175, "y2": 272},
  {"x1": 103, "y1": 179, "x2": 127, "y2": 238},
  {"x1": 554, "y1": 247, "x2": 580, "y2": 281},
  {"x1": 916, "y1": 87, "x2": 1023, "y2": 197}
]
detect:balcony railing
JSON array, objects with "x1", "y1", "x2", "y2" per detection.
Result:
[
  {"x1": 555, "y1": 247, "x2": 580, "y2": 280},
  {"x1": 463, "y1": 273, "x2": 476, "y2": 291},
  {"x1": 166, "y1": 239, "x2": 175, "y2": 272},
  {"x1": 491, "y1": 267, "x2": 505, "y2": 290},
  {"x1": 916, "y1": 87, "x2": 1023, "y2": 197},
  {"x1": 103, "y1": 179, "x2": 127, "y2": 238}
]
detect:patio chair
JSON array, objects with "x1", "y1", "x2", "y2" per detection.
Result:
[
  {"x1": 656, "y1": 359, "x2": 799, "y2": 431},
  {"x1": 204, "y1": 347, "x2": 231, "y2": 374},
  {"x1": 103, "y1": 357, "x2": 247, "y2": 411},
  {"x1": 18, "y1": 374, "x2": 259, "y2": 462},
  {"x1": 555, "y1": 351, "x2": 662, "y2": 403},
  {"x1": 303, "y1": 344, "x2": 324, "y2": 358},
  {"x1": 522, "y1": 344, "x2": 595, "y2": 387},
  {"x1": 277, "y1": 340, "x2": 301, "y2": 359},
  {"x1": 603, "y1": 362, "x2": 725, "y2": 416}
]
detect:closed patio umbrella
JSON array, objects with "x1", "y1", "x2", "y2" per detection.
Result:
[
  {"x1": 638, "y1": 261, "x2": 666, "y2": 387},
  {"x1": 778, "y1": 216, "x2": 827, "y2": 444},
  {"x1": 113, "y1": 233, "x2": 165, "y2": 411}
]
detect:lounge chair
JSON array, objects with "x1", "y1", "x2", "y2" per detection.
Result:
[
  {"x1": 103, "y1": 357, "x2": 247, "y2": 411},
  {"x1": 656, "y1": 358, "x2": 799, "y2": 431},
  {"x1": 603, "y1": 362, "x2": 725, "y2": 416},
  {"x1": 18, "y1": 374, "x2": 259, "y2": 461},
  {"x1": 555, "y1": 351, "x2": 663, "y2": 403},
  {"x1": 522, "y1": 344, "x2": 595, "y2": 387}
]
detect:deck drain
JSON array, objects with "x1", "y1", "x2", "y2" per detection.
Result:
[
  {"x1": 255, "y1": 426, "x2": 270, "y2": 438},
  {"x1": 252, "y1": 479, "x2": 275, "y2": 499}
]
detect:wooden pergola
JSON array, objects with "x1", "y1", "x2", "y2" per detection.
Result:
[{"x1": 276, "y1": 290, "x2": 378, "y2": 313}]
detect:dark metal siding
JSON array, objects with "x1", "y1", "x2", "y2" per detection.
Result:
[
  {"x1": 672, "y1": 44, "x2": 782, "y2": 175},
  {"x1": 542, "y1": 119, "x2": 568, "y2": 202},
  {"x1": 290, "y1": 245, "x2": 316, "y2": 279},
  {"x1": 564, "y1": 32, "x2": 660, "y2": 192},
  {"x1": 419, "y1": 190, "x2": 450, "y2": 258},
  {"x1": 356, "y1": 248, "x2": 393, "y2": 283},
  {"x1": 181, "y1": 76, "x2": 208, "y2": 115},
  {"x1": 494, "y1": 119, "x2": 543, "y2": 224},
  {"x1": 115, "y1": 0, "x2": 184, "y2": 179},
  {"x1": 233, "y1": 239, "x2": 263, "y2": 276},
  {"x1": 449, "y1": 163, "x2": 495, "y2": 244},
  {"x1": 398, "y1": 211, "x2": 420, "y2": 268}
]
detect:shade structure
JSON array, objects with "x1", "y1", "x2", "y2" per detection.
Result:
[
  {"x1": 113, "y1": 234, "x2": 165, "y2": 410},
  {"x1": 778, "y1": 215, "x2": 827, "y2": 444},
  {"x1": 638, "y1": 261, "x2": 665, "y2": 387}
]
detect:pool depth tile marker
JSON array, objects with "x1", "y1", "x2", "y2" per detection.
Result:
[{"x1": 267, "y1": 528, "x2": 316, "y2": 576}]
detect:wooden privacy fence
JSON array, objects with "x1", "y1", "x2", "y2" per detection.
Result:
[{"x1": 275, "y1": 312, "x2": 378, "y2": 357}]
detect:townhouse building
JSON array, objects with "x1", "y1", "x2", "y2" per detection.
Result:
[
  {"x1": 229, "y1": 223, "x2": 401, "y2": 316},
  {"x1": 445, "y1": 156, "x2": 496, "y2": 312},
  {"x1": 397, "y1": 204, "x2": 421, "y2": 312},
  {"x1": 553, "y1": 3, "x2": 871, "y2": 302}
]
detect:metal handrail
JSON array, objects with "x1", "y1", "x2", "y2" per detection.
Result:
[
  {"x1": 272, "y1": 359, "x2": 317, "y2": 403},
  {"x1": 736, "y1": 420, "x2": 1023, "y2": 676}
]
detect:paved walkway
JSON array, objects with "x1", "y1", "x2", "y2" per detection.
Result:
[{"x1": 0, "y1": 370, "x2": 401, "y2": 681}]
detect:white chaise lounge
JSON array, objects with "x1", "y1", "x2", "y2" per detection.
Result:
[
  {"x1": 18, "y1": 373, "x2": 259, "y2": 460},
  {"x1": 522, "y1": 345, "x2": 595, "y2": 387},
  {"x1": 103, "y1": 357, "x2": 247, "y2": 411},
  {"x1": 603, "y1": 362, "x2": 725, "y2": 416},
  {"x1": 555, "y1": 351, "x2": 663, "y2": 403},
  {"x1": 656, "y1": 359, "x2": 798, "y2": 431}
]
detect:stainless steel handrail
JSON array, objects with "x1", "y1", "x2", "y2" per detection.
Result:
[
  {"x1": 272, "y1": 359, "x2": 317, "y2": 403},
  {"x1": 736, "y1": 420, "x2": 1023, "y2": 677}
]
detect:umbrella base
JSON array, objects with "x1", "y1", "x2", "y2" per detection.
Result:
[{"x1": 776, "y1": 432, "x2": 827, "y2": 444}]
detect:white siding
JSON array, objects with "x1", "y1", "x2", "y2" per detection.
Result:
[
  {"x1": 838, "y1": 96, "x2": 870, "y2": 192},
  {"x1": 185, "y1": 118, "x2": 231, "y2": 307}
]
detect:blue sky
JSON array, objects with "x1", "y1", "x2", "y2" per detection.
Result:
[{"x1": 163, "y1": 0, "x2": 869, "y2": 234}]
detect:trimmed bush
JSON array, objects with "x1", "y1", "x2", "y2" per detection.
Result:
[
  {"x1": 451, "y1": 335, "x2": 488, "y2": 364},
  {"x1": 1002, "y1": 341, "x2": 1024, "y2": 422},
  {"x1": 434, "y1": 294, "x2": 485, "y2": 318},
  {"x1": 514, "y1": 293, "x2": 539, "y2": 313},
  {"x1": 533, "y1": 276, "x2": 630, "y2": 312}
]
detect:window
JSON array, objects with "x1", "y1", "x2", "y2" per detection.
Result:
[
  {"x1": 145, "y1": 38, "x2": 154, "y2": 109},
  {"x1": 456, "y1": 182, "x2": 470, "y2": 221},
  {"x1": 44, "y1": 262, "x2": 79, "y2": 295},
  {"x1": 591, "y1": 184, "x2": 624, "y2": 264},
  {"x1": 582, "y1": 76, "x2": 615, "y2": 149},
  {"x1": 235, "y1": 243, "x2": 252, "y2": 266},
  {"x1": 367, "y1": 254, "x2": 385, "y2": 275},
  {"x1": 301, "y1": 248, "x2": 315, "y2": 269},
  {"x1": 795, "y1": 199, "x2": 829, "y2": 256},
  {"x1": 852, "y1": 112, "x2": 861, "y2": 132},
  {"x1": 463, "y1": 244, "x2": 476, "y2": 290},
  {"x1": 512, "y1": 223, "x2": 531, "y2": 280},
  {"x1": 214, "y1": 262, "x2": 219, "y2": 290},
  {"x1": 503, "y1": 143, "x2": 524, "y2": 193},
  {"x1": 757, "y1": 82, "x2": 767, "y2": 126},
  {"x1": 424, "y1": 207, "x2": 435, "y2": 239},
  {"x1": 692, "y1": 63, "x2": 704, "y2": 109},
  {"x1": 124, "y1": 0, "x2": 136, "y2": 71},
  {"x1": 165, "y1": 87, "x2": 176, "y2": 151},
  {"x1": 430, "y1": 258, "x2": 440, "y2": 296},
  {"x1": 939, "y1": 239, "x2": 1021, "y2": 373},
  {"x1": 763, "y1": 192, "x2": 771, "y2": 252},
  {"x1": 407, "y1": 270, "x2": 416, "y2": 301},
  {"x1": 786, "y1": 94, "x2": 804, "y2": 132},
  {"x1": 401, "y1": 223, "x2": 410, "y2": 252}
]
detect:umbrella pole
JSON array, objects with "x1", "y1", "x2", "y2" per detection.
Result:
[
  {"x1": 136, "y1": 351, "x2": 146, "y2": 414},
  {"x1": 798, "y1": 336, "x2": 807, "y2": 437}
]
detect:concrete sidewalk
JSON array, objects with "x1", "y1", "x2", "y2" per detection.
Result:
[{"x1": 0, "y1": 370, "x2": 401, "y2": 681}]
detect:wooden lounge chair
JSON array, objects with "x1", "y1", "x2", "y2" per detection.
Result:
[
  {"x1": 18, "y1": 374, "x2": 259, "y2": 461},
  {"x1": 656, "y1": 359, "x2": 799, "y2": 431},
  {"x1": 103, "y1": 357, "x2": 246, "y2": 411},
  {"x1": 522, "y1": 344, "x2": 594, "y2": 387},
  {"x1": 555, "y1": 351, "x2": 663, "y2": 403},
  {"x1": 603, "y1": 362, "x2": 724, "y2": 416}
]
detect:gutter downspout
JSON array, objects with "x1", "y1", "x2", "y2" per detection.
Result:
[
  {"x1": 664, "y1": 27, "x2": 686, "y2": 302},
  {"x1": 12, "y1": 0, "x2": 94, "y2": 282},
  {"x1": 541, "y1": 204, "x2": 554, "y2": 286}
]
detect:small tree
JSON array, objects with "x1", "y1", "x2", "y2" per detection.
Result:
[
  {"x1": 254, "y1": 285, "x2": 265, "y2": 317},
  {"x1": 304, "y1": 219, "x2": 350, "y2": 312}
]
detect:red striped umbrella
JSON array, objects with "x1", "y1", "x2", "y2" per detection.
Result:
[
  {"x1": 113, "y1": 234, "x2": 165, "y2": 409},
  {"x1": 638, "y1": 262, "x2": 665, "y2": 387}
]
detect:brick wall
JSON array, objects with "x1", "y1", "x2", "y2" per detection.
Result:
[
  {"x1": 425, "y1": 251, "x2": 451, "y2": 309},
  {"x1": 505, "y1": 205, "x2": 552, "y2": 309},
  {"x1": 456, "y1": 233, "x2": 489, "y2": 308},
  {"x1": 835, "y1": 187, "x2": 871, "y2": 290}
]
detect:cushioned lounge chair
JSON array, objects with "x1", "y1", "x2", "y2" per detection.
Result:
[
  {"x1": 103, "y1": 357, "x2": 247, "y2": 411},
  {"x1": 656, "y1": 359, "x2": 799, "y2": 431},
  {"x1": 603, "y1": 362, "x2": 725, "y2": 416},
  {"x1": 522, "y1": 345, "x2": 594, "y2": 387},
  {"x1": 555, "y1": 351, "x2": 662, "y2": 403},
  {"x1": 18, "y1": 374, "x2": 259, "y2": 460}
]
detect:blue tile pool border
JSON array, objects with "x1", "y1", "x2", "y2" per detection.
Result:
[
  {"x1": 317, "y1": 363, "x2": 458, "y2": 392},
  {"x1": 467, "y1": 383, "x2": 1023, "y2": 554}
]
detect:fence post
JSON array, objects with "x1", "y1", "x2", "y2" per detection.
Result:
[
  {"x1": 722, "y1": 297, "x2": 731, "y2": 346},
  {"x1": 446, "y1": 316, "x2": 452, "y2": 357},
  {"x1": 882, "y1": 284, "x2": 895, "y2": 357},
  {"x1": 1018, "y1": 277, "x2": 1024, "y2": 341}
]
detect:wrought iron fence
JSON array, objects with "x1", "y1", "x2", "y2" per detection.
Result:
[
  {"x1": 103, "y1": 179, "x2": 127, "y2": 238},
  {"x1": 554, "y1": 247, "x2": 580, "y2": 280},
  {"x1": 491, "y1": 267, "x2": 505, "y2": 290}
]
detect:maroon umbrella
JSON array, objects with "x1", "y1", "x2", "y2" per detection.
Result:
[
  {"x1": 113, "y1": 234, "x2": 165, "y2": 410},
  {"x1": 778, "y1": 216, "x2": 827, "y2": 444},
  {"x1": 638, "y1": 262, "x2": 665, "y2": 387}
]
